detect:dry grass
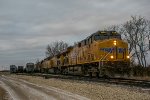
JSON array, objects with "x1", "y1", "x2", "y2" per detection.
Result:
[{"x1": 10, "y1": 74, "x2": 150, "y2": 100}]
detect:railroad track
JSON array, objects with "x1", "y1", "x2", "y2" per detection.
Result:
[{"x1": 16, "y1": 73, "x2": 150, "y2": 91}]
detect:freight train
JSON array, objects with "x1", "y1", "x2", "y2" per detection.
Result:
[
  {"x1": 26, "y1": 63, "x2": 34, "y2": 73},
  {"x1": 10, "y1": 65, "x2": 17, "y2": 73},
  {"x1": 36, "y1": 31, "x2": 130, "y2": 77},
  {"x1": 10, "y1": 63, "x2": 34, "y2": 73},
  {"x1": 17, "y1": 66, "x2": 24, "y2": 73}
]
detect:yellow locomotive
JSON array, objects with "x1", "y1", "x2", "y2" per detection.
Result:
[{"x1": 39, "y1": 31, "x2": 130, "y2": 77}]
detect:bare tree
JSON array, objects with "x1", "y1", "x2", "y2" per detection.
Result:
[
  {"x1": 122, "y1": 16, "x2": 150, "y2": 67},
  {"x1": 45, "y1": 41, "x2": 68, "y2": 57},
  {"x1": 104, "y1": 25, "x2": 120, "y2": 32},
  {"x1": 105, "y1": 16, "x2": 150, "y2": 67}
]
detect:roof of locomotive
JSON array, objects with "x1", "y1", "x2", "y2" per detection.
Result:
[
  {"x1": 56, "y1": 46, "x2": 73, "y2": 57},
  {"x1": 43, "y1": 46, "x2": 73, "y2": 59},
  {"x1": 87, "y1": 31, "x2": 121, "y2": 39},
  {"x1": 41, "y1": 31, "x2": 121, "y2": 62},
  {"x1": 75, "y1": 31, "x2": 121, "y2": 47}
]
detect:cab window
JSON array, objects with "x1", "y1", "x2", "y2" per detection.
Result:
[{"x1": 94, "y1": 35, "x2": 101, "y2": 40}]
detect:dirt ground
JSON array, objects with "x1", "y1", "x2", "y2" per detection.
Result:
[
  {"x1": 0, "y1": 73, "x2": 9, "y2": 100},
  {"x1": 10, "y1": 74, "x2": 150, "y2": 100},
  {"x1": 0, "y1": 86, "x2": 7, "y2": 100},
  {"x1": 0, "y1": 75, "x2": 88, "y2": 100}
]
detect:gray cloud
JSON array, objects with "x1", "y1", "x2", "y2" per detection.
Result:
[{"x1": 0, "y1": 0, "x2": 150, "y2": 70}]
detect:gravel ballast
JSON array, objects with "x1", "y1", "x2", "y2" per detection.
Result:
[
  {"x1": 0, "y1": 82, "x2": 10, "y2": 100},
  {"x1": 11, "y1": 75, "x2": 150, "y2": 100}
]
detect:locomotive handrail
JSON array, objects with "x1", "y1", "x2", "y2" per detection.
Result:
[{"x1": 98, "y1": 48, "x2": 114, "y2": 70}]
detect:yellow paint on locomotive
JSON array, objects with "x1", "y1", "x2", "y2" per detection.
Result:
[
  {"x1": 45, "y1": 60, "x2": 50, "y2": 68},
  {"x1": 68, "y1": 46, "x2": 78, "y2": 65},
  {"x1": 67, "y1": 38, "x2": 129, "y2": 66},
  {"x1": 60, "y1": 55, "x2": 64, "y2": 66},
  {"x1": 51, "y1": 57, "x2": 57, "y2": 67},
  {"x1": 94, "y1": 38, "x2": 129, "y2": 62},
  {"x1": 40, "y1": 31, "x2": 130, "y2": 70}
]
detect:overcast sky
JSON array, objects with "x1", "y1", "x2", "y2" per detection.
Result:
[{"x1": 0, "y1": 0, "x2": 150, "y2": 70}]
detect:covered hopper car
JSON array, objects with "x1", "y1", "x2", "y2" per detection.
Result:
[{"x1": 26, "y1": 63, "x2": 34, "y2": 73}]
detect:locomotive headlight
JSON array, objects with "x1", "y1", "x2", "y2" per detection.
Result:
[
  {"x1": 113, "y1": 40, "x2": 117, "y2": 45},
  {"x1": 127, "y1": 56, "x2": 130, "y2": 59},
  {"x1": 110, "y1": 56, "x2": 114, "y2": 59},
  {"x1": 113, "y1": 43, "x2": 116, "y2": 45}
]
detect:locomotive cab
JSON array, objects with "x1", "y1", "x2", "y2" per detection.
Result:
[
  {"x1": 92, "y1": 31, "x2": 129, "y2": 62},
  {"x1": 84, "y1": 31, "x2": 130, "y2": 77}
]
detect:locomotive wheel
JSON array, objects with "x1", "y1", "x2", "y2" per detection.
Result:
[
  {"x1": 109, "y1": 70, "x2": 115, "y2": 77},
  {"x1": 96, "y1": 72, "x2": 100, "y2": 78},
  {"x1": 100, "y1": 68, "x2": 108, "y2": 78},
  {"x1": 100, "y1": 66, "x2": 114, "y2": 78},
  {"x1": 127, "y1": 68, "x2": 131, "y2": 77}
]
